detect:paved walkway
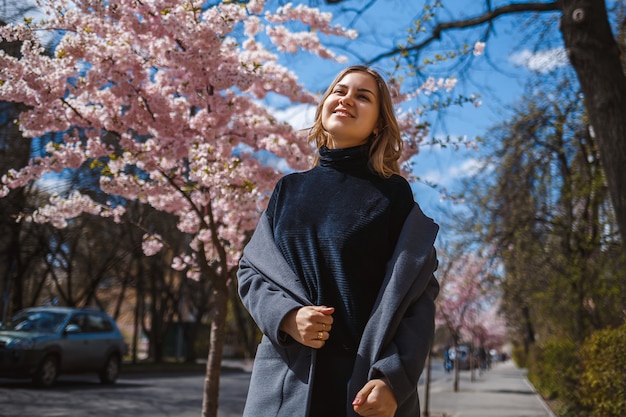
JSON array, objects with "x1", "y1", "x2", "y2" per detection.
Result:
[{"x1": 422, "y1": 360, "x2": 555, "y2": 417}]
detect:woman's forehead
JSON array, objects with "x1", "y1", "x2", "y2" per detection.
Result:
[{"x1": 336, "y1": 71, "x2": 377, "y2": 86}]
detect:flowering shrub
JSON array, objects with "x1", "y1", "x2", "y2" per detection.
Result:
[{"x1": 579, "y1": 322, "x2": 626, "y2": 417}]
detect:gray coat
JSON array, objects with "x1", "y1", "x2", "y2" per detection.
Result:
[{"x1": 237, "y1": 204, "x2": 439, "y2": 417}]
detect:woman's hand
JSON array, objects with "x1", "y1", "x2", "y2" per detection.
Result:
[
  {"x1": 279, "y1": 306, "x2": 334, "y2": 348},
  {"x1": 352, "y1": 379, "x2": 397, "y2": 417}
]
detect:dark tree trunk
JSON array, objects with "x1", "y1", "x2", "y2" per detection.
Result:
[
  {"x1": 559, "y1": 0, "x2": 626, "y2": 244},
  {"x1": 522, "y1": 305, "x2": 535, "y2": 356},
  {"x1": 423, "y1": 353, "x2": 432, "y2": 416},
  {"x1": 202, "y1": 282, "x2": 229, "y2": 417},
  {"x1": 0, "y1": 31, "x2": 31, "y2": 314}
]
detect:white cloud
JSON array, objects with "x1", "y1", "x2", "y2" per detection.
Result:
[
  {"x1": 509, "y1": 47, "x2": 568, "y2": 73},
  {"x1": 449, "y1": 157, "x2": 483, "y2": 178},
  {"x1": 419, "y1": 156, "x2": 483, "y2": 187},
  {"x1": 34, "y1": 173, "x2": 71, "y2": 195},
  {"x1": 270, "y1": 103, "x2": 316, "y2": 130},
  {"x1": 236, "y1": 103, "x2": 317, "y2": 174},
  {"x1": 254, "y1": 149, "x2": 293, "y2": 172},
  {"x1": 2, "y1": 0, "x2": 56, "y2": 45}
]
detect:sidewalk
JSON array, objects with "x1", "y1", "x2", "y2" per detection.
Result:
[{"x1": 422, "y1": 360, "x2": 556, "y2": 417}]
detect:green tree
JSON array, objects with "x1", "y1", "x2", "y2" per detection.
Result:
[{"x1": 467, "y1": 68, "x2": 625, "y2": 346}]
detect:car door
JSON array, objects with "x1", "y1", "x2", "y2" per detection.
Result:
[
  {"x1": 82, "y1": 312, "x2": 115, "y2": 369},
  {"x1": 59, "y1": 313, "x2": 92, "y2": 372}
]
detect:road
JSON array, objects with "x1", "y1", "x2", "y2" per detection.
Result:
[{"x1": 0, "y1": 360, "x2": 448, "y2": 417}]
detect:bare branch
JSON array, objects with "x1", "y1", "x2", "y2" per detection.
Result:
[{"x1": 367, "y1": 1, "x2": 560, "y2": 64}]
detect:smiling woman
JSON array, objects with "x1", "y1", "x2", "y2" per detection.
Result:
[
  {"x1": 237, "y1": 65, "x2": 440, "y2": 417},
  {"x1": 308, "y1": 66, "x2": 405, "y2": 179}
]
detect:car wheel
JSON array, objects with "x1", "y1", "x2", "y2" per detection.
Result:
[
  {"x1": 33, "y1": 355, "x2": 59, "y2": 387},
  {"x1": 99, "y1": 354, "x2": 120, "y2": 384}
]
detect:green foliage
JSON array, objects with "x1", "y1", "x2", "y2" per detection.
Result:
[
  {"x1": 527, "y1": 338, "x2": 579, "y2": 402},
  {"x1": 465, "y1": 70, "x2": 626, "y2": 348},
  {"x1": 524, "y1": 324, "x2": 626, "y2": 417},
  {"x1": 511, "y1": 344, "x2": 527, "y2": 368},
  {"x1": 579, "y1": 322, "x2": 626, "y2": 417}
]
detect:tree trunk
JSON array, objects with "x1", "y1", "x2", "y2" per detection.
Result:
[
  {"x1": 470, "y1": 343, "x2": 476, "y2": 382},
  {"x1": 422, "y1": 352, "x2": 432, "y2": 416},
  {"x1": 522, "y1": 305, "x2": 535, "y2": 357},
  {"x1": 453, "y1": 345, "x2": 460, "y2": 392},
  {"x1": 230, "y1": 283, "x2": 259, "y2": 359},
  {"x1": 560, "y1": 0, "x2": 626, "y2": 244},
  {"x1": 201, "y1": 283, "x2": 229, "y2": 417}
]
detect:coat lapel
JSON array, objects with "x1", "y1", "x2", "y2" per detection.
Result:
[
  {"x1": 242, "y1": 212, "x2": 312, "y2": 305},
  {"x1": 359, "y1": 203, "x2": 438, "y2": 365}
]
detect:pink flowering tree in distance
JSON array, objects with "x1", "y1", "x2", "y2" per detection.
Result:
[
  {"x1": 435, "y1": 249, "x2": 502, "y2": 391},
  {"x1": 468, "y1": 301, "x2": 507, "y2": 360},
  {"x1": 0, "y1": 0, "x2": 448, "y2": 415}
]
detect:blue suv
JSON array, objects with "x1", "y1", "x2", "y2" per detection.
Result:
[{"x1": 0, "y1": 306, "x2": 126, "y2": 387}]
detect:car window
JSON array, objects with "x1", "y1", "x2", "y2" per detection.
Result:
[
  {"x1": 7, "y1": 311, "x2": 67, "y2": 333},
  {"x1": 86, "y1": 313, "x2": 114, "y2": 333}
]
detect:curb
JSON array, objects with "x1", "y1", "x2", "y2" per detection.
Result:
[{"x1": 524, "y1": 377, "x2": 557, "y2": 417}]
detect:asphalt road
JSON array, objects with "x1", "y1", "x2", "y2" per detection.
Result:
[{"x1": 0, "y1": 360, "x2": 447, "y2": 417}]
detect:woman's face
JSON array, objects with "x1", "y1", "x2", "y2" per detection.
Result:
[{"x1": 321, "y1": 71, "x2": 380, "y2": 149}]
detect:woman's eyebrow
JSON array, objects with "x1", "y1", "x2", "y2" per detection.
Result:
[{"x1": 336, "y1": 83, "x2": 376, "y2": 97}]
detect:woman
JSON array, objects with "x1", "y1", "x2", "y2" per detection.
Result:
[{"x1": 237, "y1": 65, "x2": 439, "y2": 417}]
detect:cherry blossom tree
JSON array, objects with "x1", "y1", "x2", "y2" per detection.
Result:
[
  {"x1": 435, "y1": 249, "x2": 503, "y2": 391},
  {"x1": 0, "y1": 1, "x2": 447, "y2": 415},
  {"x1": 469, "y1": 302, "x2": 507, "y2": 357}
]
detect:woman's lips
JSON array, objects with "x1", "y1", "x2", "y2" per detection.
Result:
[{"x1": 333, "y1": 108, "x2": 353, "y2": 117}]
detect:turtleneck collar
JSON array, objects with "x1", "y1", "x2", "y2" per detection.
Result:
[{"x1": 319, "y1": 143, "x2": 371, "y2": 171}]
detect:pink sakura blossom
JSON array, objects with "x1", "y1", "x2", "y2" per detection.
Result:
[
  {"x1": 470, "y1": 94, "x2": 483, "y2": 107},
  {"x1": 244, "y1": 16, "x2": 264, "y2": 37},
  {"x1": 471, "y1": 302, "x2": 507, "y2": 348},
  {"x1": 142, "y1": 233, "x2": 164, "y2": 257},
  {"x1": 473, "y1": 41, "x2": 486, "y2": 56},
  {"x1": 266, "y1": 3, "x2": 358, "y2": 39},
  {"x1": 265, "y1": 26, "x2": 349, "y2": 62},
  {"x1": 171, "y1": 256, "x2": 187, "y2": 272},
  {"x1": 246, "y1": 0, "x2": 267, "y2": 16},
  {"x1": 263, "y1": 3, "x2": 356, "y2": 62},
  {"x1": 419, "y1": 76, "x2": 458, "y2": 95},
  {"x1": 21, "y1": 191, "x2": 107, "y2": 229}
]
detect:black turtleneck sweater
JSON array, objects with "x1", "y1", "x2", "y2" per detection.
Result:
[{"x1": 265, "y1": 143, "x2": 414, "y2": 416}]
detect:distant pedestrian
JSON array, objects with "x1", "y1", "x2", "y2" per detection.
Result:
[
  {"x1": 444, "y1": 346, "x2": 453, "y2": 372},
  {"x1": 477, "y1": 347, "x2": 491, "y2": 371}
]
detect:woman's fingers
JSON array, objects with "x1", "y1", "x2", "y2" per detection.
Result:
[
  {"x1": 352, "y1": 379, "x2": 397, "y2": 417},
  {"x1": 295, "y1": 306, "x2": 334, "y2": 348}
]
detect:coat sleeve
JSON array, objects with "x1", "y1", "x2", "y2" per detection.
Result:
[
  {"x1": 369, "y1": 248, "x2": 439, "y2": 407},
  {"x1": 237, "y1": 254, "x2": 306, "y2": 346}
]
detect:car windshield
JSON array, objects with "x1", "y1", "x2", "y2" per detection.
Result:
[{"x1": 4, "y1": 311, "x2": 68, "y2": 333}]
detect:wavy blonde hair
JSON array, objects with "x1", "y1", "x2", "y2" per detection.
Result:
[{"x1": 308, "y1": 65, "x2": 402, "y2": 177}]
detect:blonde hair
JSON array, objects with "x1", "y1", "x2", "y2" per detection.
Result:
[{"x1": 308, "y1": 65, "x2": 403, "y2": 177}]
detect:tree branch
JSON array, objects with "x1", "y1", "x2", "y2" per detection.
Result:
[{"x1": 367, "y1": 1, "x2": 560, "y2": 65}]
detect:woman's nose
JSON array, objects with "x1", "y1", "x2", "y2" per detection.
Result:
[
  {"x1": 339, "y1": 93, "x2": 354, "y2": 106},
  {"x1": 339, "y1": 92, "x2": 354, "y2": 106}
]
